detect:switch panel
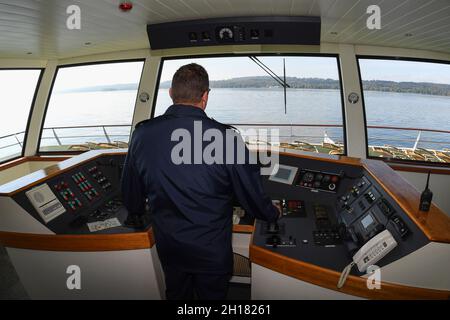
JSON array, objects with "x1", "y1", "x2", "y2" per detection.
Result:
[{"x1": 296, "y1": 169, "x2": 341, "y2": 193}]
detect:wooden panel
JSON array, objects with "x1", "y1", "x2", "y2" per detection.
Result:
[
  {"x1": 0, "y1": 229, "x2": 154, "y2": 252},
  {"x1": 390, "y1": 164, "x2": 450, "y2": 176},
  {"x1": 0, "y1": 157, "x2": 29, "y2": 171},
  {"x1": 1, "y1": 149, "x2": 449, "y2": 243},
  {"x1": 0, "y1": 150, "x2": 126, "y2": 196},
  {"x1": 233, "y1": 224, "x2": 254, "y2": 233},
  {"x1": 363, "y1": 159, "x2": 450, "y2": 243},
  {"x1": 250, "y1": 245, "x2": 450, "y2": 300},
  {"x1": 278, "y1": 149, "x2": 363, "y2": 166},
  {"x1": 0, "y1": 156, "x2": 69, "y2": 172},
  {"x1": 26, "y1": 156, "x2": 71, "y2": 162}
]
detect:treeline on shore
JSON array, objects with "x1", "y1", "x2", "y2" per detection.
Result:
[{"x1": 161, "y1": 76, "x2": 450, "y2": 96}]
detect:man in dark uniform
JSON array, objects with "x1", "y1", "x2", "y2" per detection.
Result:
[{"x1": 121, "y1": 63, "x2": 279, "y2": 300}]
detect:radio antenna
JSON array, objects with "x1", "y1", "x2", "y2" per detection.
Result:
[
  {"x1": 419, "y1": 171, "x2": 433, "y2": 212},
  {"x1": 425, "y1": 171, "x2": 431, "y2": 189}
]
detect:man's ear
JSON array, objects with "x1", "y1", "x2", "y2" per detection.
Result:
[
  {"x1": 202, "y1": 90, "x2": 209, "y2": 102},
  {"x1": 201, "y1": 91, "x2": 209, "y2": 109},
  {"x1": 169, "y1": 88, "x2": 173, "y2": 100}
]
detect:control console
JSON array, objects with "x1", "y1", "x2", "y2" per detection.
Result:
[
  {"x1": 253, "y1": 154, "x2": 429, "y2": 275},
  {"x1": 13, "y1": 155, "x2": 146, "y2": 234}
]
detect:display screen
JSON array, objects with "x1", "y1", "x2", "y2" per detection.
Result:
[
  {"x1": 274, "y1": 167, "x2": 293, "y2": 181},
  {"x1": 361, "y1": 214, "x2": 374, "y2": 229}
]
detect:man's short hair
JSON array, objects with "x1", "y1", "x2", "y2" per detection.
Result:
[{"x1": 171, "y1": 63, "x2": 209, "y2": 104}]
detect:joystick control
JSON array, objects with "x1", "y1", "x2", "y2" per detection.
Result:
[
  {"x1": 266, "y1": 235, "x2": 281, "y2": 248},
  {"x1": 267, "y1": 222, "x2": 280, "y2": 234}
]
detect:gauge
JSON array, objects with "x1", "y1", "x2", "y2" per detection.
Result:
[
  {"x1": 303, "y1": 172, "x2": 315, "y2": 183},
  {"x1": 348, "y1": 92, "x2": 360, "y2": 104},
  {"x1": 218, "y1": 27, "x2": 234, "y2": 41},
  {"x1": 139, "y1": 92, "x2": 150, "y2": 103}
]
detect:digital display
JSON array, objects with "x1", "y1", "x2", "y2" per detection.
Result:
[
  {"x1": 268, "y1": 164, "x2": 298, "y2": 185},
  {"x1": 361, "y1": 214, "x2": 374, "y2": 229},
  {"x1": 275, "y1": 167, "x2": 292, "y2": 180}
]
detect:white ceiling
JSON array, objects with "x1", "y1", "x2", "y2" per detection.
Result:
[{"x1": 0, "y1": 0, "x2": 449, "y2": 59}]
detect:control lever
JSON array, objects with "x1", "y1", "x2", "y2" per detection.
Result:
[
  {"x1": 124, "y1": 214, "x2": 146, "y2": 229},
  {"x1": 267, "y1": 222, "x2": 280, "y2": 234},
  {"x1": 267, "y1": 235, "x2": 281, "y2": 248},
  {"x1": 70, "y1": 215, "x2": 88, "y2": 228}
]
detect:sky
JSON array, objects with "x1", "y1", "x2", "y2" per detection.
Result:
[
  {"x1": 53, "y1": 61, "x2": 145, "y2": 91},
  {"x1": 159, "y1": 56, "x2": 341, "y2": 82},
  {"x1": 49, "y1": 56, "x2": 450, "y2": 91},
  {"x1": 0, "y1": 70, "x2": 42, "y2": 136},
  {"x1": 160, "y1": 56, "x2": 450, "y2": 85},
  {"x1": 358, "y1": 59, "x2": 450, "y2": 84}
]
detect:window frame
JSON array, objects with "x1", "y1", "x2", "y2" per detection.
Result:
[
  {"x1": 37, "y1": 59, "x2": 146, "y2": 156},
  {"x1": 356, "y1": 55, "x2": 450, "y2": 168},
  {"x1": 151, "y1": 53, "x2": 348, "y2": 156},
  {"x1": 0, "y1": 68, "x2": 44, "y2": 165}
]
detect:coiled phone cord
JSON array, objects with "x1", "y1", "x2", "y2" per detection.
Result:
[{"x1": 337, "y1": 261, "x2": 356, "y2": 289}]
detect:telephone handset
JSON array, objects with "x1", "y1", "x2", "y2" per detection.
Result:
[
  {"x1": 353, "y1": 229, "x2": 398, "y2": 272},
  {"x1": 337, "y1": 229, "x2": 397, "y2": 288}
]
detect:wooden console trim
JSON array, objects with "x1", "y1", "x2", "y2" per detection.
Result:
[
  {"x1": 0, "y1": 150, "x2": 126, "y2": 196},
  {"x1": 0, "y1": 157, "x2": 30, "y2": 171},
  {"x1": 390, "y1": 164, "x2": 450, "y2": 175},
  {"x1": 0, "y1": 228, "x2": 154, "y2": 252},
  {"x1": 0, "y1": 225, "x2": 249, "y2": 251},
  {"x1": 0, "y1": 156, "x2": 70, "y2": 172},
  {"x1": 362, "y1": 159, "x2": 450, "y2": 243},
  {"x1": 26, "y1": 156, "x2": 72, "y2": 162},
  {"x1": 250, "y1": 245, "x2": 450, "y2": 300},
  {"x1": 1, "y1": 149, "x2": 448, "y2": 242},
  {"x1": 233, "y1": 224, "x2": 254, "y2": 233}
]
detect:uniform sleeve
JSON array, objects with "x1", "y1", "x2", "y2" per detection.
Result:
[
  {"x1": 121, "y1": 133, "x2": 146, "y2": 216},
  {"x1": 227, "y1": 137, "x2": 278, "y2": 223}
]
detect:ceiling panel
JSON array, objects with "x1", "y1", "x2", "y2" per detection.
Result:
[{"x1": 0, "y1": 0, "x2": 449, "y2": 60}]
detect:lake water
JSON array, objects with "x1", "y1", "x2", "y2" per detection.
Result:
[
  {"x1": 155, "y1": 88, "x2": 450, "y2": 150},
  {"x1": 1, "y1": 88, "x2": 449, "y2": 161}
]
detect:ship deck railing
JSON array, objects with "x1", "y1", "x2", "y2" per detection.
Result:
[{"x1": 1, "y1": 124, "x2": 449, "y2": 162}]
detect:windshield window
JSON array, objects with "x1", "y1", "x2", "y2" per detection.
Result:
[
  {"x1": 359, "y1": 58, "x2": 450, "y2": 164},
  {"x1": 0, "y1": 69, "x2": 42, "y2": 162},
  {"x1": 40, "y1": 61, "x2": 144, "y2": 152},
  {"x1": 153, "y1": 55, "x2": 346, "y2": 155}
]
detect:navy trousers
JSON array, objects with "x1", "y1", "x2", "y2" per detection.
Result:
[{"x1": 163, "y1": 266, "x2": 231, "y2": 300}]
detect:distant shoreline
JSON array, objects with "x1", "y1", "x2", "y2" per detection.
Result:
[{"x1": 59, "y1": 76, "x2": 450, "y2": 97}]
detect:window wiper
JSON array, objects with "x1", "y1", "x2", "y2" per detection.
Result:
[{"x1": 249, "y1": 56, "x2": 290, "y2": 113}]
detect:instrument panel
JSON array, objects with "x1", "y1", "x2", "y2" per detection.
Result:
[
  {"x1": 254, "y1": 154, "x2": 429, "y2": 275},
  {"x1": 8, "y1": 152, "x2": 430, "y2": 276},
  {"x1": 12, "y1": 155, "x2": 140, "y2": 234}
]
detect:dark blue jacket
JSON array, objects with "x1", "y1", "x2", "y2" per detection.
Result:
[{"x1": 121, "y1": 104, "x2": 278, "y2": 274}]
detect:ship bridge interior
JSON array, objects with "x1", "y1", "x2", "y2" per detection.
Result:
[{"x1": 0, "y1": 0, "x2": 449, "y2": 300}]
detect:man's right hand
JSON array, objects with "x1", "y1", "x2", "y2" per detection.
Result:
[{"x1": 273, "y1": 203, "x2": 283, "y2": 219}]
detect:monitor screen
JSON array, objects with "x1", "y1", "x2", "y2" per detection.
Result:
[
  {"x1": 361, "y1": 214, "x2": 374, "y2": 230},
  {"x1": 274, "y1": 167, "x2": 292, "y2": 180},
  {"x1": 268, "y1": 164, "x2": 298, "y2": 185}
]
